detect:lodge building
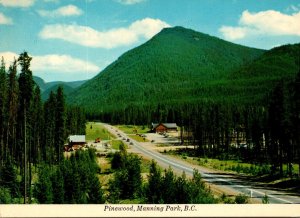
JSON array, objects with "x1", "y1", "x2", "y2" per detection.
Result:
[{"x1": 151, "y1": 123, "x2": 178, "y2": 133}]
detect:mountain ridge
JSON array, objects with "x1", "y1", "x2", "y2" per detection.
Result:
[
  {"x1": 68, "y1": 26, "x2": 266, "y2": 113},
  {"x1": 33, "y1": 76, "x2": 87, "y2": 100}
]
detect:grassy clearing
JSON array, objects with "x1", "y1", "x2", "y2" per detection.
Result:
[
  {"x1": 195, "y1": 157, "x2": 299, "y2": 176},
  {"x1": 111, "y1": 140, "x2": 128, "y2": 150},
  {"x1": 165, "y1": 149, "x2": 299, "y2": 177},
  {"x1": 116, "y1": 125, "x2": 150, "y2": 134},
  {"x1": 86, "y1": 122, "x2": 115, "y2": 141},
  {"x1": 129, "y1": 134, "x2": 149, "y2": 142},
  {"x1": 140, "y1": 158, "x2": 152, "y2": 174}
]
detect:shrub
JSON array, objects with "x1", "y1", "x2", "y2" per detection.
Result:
[
  {"x1": 234, "y1": 194, "x2": 249, "y2": 204},
  {"x1": 0, "y1": 187, "x2": 12, "y2": 204},
  {"x1": 262, "y1": 193, "x2": 269, "y2": 204}
]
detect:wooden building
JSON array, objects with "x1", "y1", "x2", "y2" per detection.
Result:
[
  {"x1": 152, "y1": 123, "x2": 178, "y2": 133},
  {"x1": 68, "y1": 135, "x2": 86, "y2": 150}
]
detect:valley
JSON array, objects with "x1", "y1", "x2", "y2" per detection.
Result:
[
  {"x1": 0, "y1": 26, "x2": 299, "y2": 207},
  {"x1": 100, "y1": 123, "x2": 300, "y2": 204}
]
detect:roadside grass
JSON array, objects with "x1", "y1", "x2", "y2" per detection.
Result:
[
  {"x1": 111, "y1": 140, "x2": 128, "y2": 150},
  {"x1": 129, "y1": 134, "x2": 149, "y2": 142},
  {"x1": 140, "y1": 158, "x2": 151, "y2": 174},
  {"x1": 116, "y1": 125, "x2": 150, "y2": 134},
  {"x1": 86, "y1": 122, "x2": 115, "y2": 141},
  {"x1": 196, "y1": 157, "x2": 299, "y2": 176},
  {"x1": 164, "y1": 148, "x2": 299, "y2": 177}
]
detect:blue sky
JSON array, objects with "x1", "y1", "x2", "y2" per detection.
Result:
[{"x1": 0, "y1": 0, "x2": 300, "y2": 82}]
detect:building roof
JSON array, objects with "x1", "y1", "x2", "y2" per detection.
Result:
[
  {"x1": 69, "y1": 135, "x2": 86, "y2": 143},
  {"x1": 152, "y1": 123, "x2": 177, "y2": 129}
]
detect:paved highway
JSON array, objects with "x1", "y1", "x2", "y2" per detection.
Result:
[{"x1": 103, "y1": 123, "x2": 300, "y2": 204}]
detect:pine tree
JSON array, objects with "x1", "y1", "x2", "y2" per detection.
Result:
[
  {"x1": 0, "y1": 187, "x2": 12, "y2": 204},
  {"x1": 31, "y1": 86, "x2": 43, "y2": 165},
  {"x1": 54, "y1": 86, "x2": 66, "y2": 163},
  {"x1": 0, "y1": 57, "x2": 8, "y2": 166},
  {"x1": 0, "y1": 157, "x2": 19, "y2": 198},
  {"x1": 293, "y1": 70, "x2": 300, "y2": 175},
  {"x1": 51, "y1": 167, "x2": 65, "y2": 204},
  {"x1": 34, "y1": 165, "x2": 53, "y2": 204},
  {"x1": 161, "y1": 167, "x2": 176, "y2": 203},
  {"x1": 87, "y1": 175, "x2": 105, "y2": 204},
  {"x1": 43, "y1": 91, "x2": 56, "y2": 164},
  {"x1": 125, "y1": 154, "x2": 142, "y2": 199},
  {"x1": 18, "y1": 52, "x2": 34, "y2": 203},
  {"x1": 6, "y1": 60, "x2": 19, "y2": 162},
  {"x1": 146, "y1": 160, "x2": 162, "y2": 203}
]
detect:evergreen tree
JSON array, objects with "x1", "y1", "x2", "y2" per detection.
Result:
[
  {"x1": 54, "y1": 86, "x2": 66, "y2": 163},
  {"x1": 146, "y1": 160, "x2": 162, "y2": 203},
  {"x1": 160, "y1": 167, "x2": 176, "y2": 203},
  {"x1": 43, "y1": 91, "x2": 56, "y2": 164},
  {"x1": 125, "y1": 154, "x2": 142, "y2": 199},
  {"x1": 6, "y1": 60, "x2": 19, "y2": 163},
  {"x1": 34, "y1": 165, "x2": 53, "y2": 204},
  {"x1": 51, "y1": 167, "x2": 65, "y2": 204},
  {"x1": 0, "y1": 57, "x2": 8, "y2": 166},
  {"x1": 293, "y1": 70, "x2": 300, "y2": 175},
  {"x1": 175, "y1": 172, "x2": 190, "y2": 203},
  {"x1": 18, "y1": 52, "x2": 34, "y2": 203},
  {"x1": 87, "y1": 174, "x2": 105, "y2": 203},
  {"x1": 31, "y1": 86, "x2": 43, "y2": 165},
  {"x1": 0, "y1": 157, "x2": 19, "y2": 198},
  {"x1": 0, "y1": 187, "x2": 12, "y2": 204}
]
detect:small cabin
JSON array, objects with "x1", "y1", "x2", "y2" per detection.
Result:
[
  {"x1": 68, "y1": 135, "x2": 86, "y2": 149},
  {"x1": 152, "y1": 123, "x2": 178, "y2": 133}
]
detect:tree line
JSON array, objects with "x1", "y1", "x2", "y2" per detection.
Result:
[
  {"x1": 108, "y1": 144, "x2": 216, "y2": 203},
  {"x1": 108, "y1": 144, "x2": 249, "y2": 204},
  {"x1": 0, "y1": 52, "x2": 86, "y2": 203},
  {"x1": 34, "y1": 149, "x2": 104, "y2": 204},
  {"x1": 91, "y1": 69, "x2": 300, "y2": 178}
]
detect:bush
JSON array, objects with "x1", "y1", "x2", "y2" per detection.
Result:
[
  {"x1": 0, "y1": 187, "x2": 12, "y2": 204},
  {"x1": 234, "y1": 194, "x2": 249, "y2": 204},
  {"x1": 262, "y1": 193, "x2": 269, "y2": 204}
]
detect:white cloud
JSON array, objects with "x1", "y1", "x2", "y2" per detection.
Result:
[
  {"x1": 116, "y1": 0, "x2": 145, "y2": 5},
  {"x1": 219, "y1": 26, "x2": 249, "y2": 40},
  {"x1": 220, "y1": 10, "x2": 300, "y2": 40},
  {"x1": 32, "y1": 54, "x2": 100, "y2": 74},
  {"x1": 0, "y1": 52, "x2": 100, "y2": 76},
  {"x1": 0, "y1": 0, "x2": 35, "y2": 7},
  {"x1": 0, "y1": 13, "x2": 13, "y2": 25},
  {"x1": 37, "y1": 5, "x2": 83, "y2": 18},
  {"x1": 0, "y1": 52, "x2": 18, "y2": 69},
  {"x1": 39, "y1": 18, "x2": 170, "y2": 49}
]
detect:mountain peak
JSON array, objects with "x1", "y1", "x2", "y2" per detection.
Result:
[{"x1": 68, "y1": 26, "x2": 266, "y2": 114}]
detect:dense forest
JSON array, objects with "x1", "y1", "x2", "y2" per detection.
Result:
[
  {"x1": 68, "y1": 26, "x2": 264, "y2": 114},
  {"x1": 0, "y1": 52, "x2": 86, "y2": 203},
  {"x1": 0, "y1": 27, "x2": 299, "y2": 203},
  {"x1": 67, "y1": 27, "x2": 300, "y2": 178}
]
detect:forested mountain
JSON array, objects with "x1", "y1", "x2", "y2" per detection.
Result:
[
  {"x1": 33, "y1": 76, "x2": 86, "y2": 100},
  {"x1": 225, "y1": 43, "x2": 300, "y2": 103},
  {"x1": 68, "y1": 26, "x2": 265, "y2": 114}
]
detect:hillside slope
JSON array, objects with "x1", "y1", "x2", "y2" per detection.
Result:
[
  {"x1": 33, "y1": 76, "x2": 87, "y2": 100},
  {"x1": 68, "y1": 26, "x2": 265, "y2": 112}
]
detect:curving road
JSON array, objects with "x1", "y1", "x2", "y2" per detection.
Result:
[{"x1": 103, "y1": 123, "x2": 300, "y2": 204}]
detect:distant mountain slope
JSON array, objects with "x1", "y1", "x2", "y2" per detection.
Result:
[
  {"x1": 68, "y1": 26, "x2": 265, "y2": 112},
  {"x1": 33, "y1": 76, "x2": 87, "y2": 100},
  {"x1": 33, "y1": 76, "x2": 47, "y2": 92},
  {"x1": 41, "y1": 84, "x2": 75, "y2": 101},
  {"x1": 224, "y1": 43, "x2": 300, "y2": 103}
]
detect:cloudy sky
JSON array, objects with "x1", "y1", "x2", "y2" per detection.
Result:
[{"x1": 0, "y1": 0, "x2": 300, "y2": 82}]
